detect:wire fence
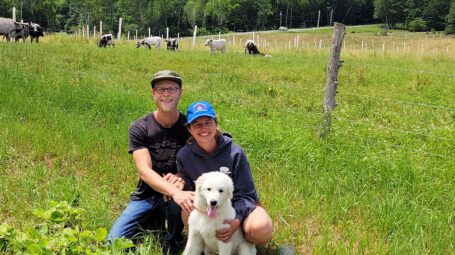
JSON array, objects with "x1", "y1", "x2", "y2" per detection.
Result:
[
  {"x1": 263, "y1": 51, "x2": 454, "y2": 160},
  {"x1": 3, "y1": 27, "x2": 453, "y2": 160}
]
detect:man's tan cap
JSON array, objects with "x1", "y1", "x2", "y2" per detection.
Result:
[{"x1": 151, "y1": 70, "x2": 182, "y2": 88}]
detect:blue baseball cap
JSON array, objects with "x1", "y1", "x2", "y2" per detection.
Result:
[{"x1": 186, "y1": 101, "x2": 217, "y2": 124}]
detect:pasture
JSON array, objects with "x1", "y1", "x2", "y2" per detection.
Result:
[{"x1": 0, "y1": 25, "x2": 454, "y2": 254}]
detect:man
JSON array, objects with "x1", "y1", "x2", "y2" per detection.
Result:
[{"x1": 107, "y1": 70, "x2": 195, "y2": 255}]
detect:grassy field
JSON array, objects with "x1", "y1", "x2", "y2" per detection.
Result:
[{"x1": 1, "y1": 25, "x2": 454, "y2": 254}]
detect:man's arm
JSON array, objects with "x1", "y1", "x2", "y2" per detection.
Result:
[{"x1": 132, "y1": 148, "x2": 194, "y2": 214}]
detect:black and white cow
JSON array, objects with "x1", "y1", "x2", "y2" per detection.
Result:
[
  {"x1": 166, "y1": 38, "x2": 178, "y2": 51},
  {"x1": 244, "y1": 40, "x2": 261, "y2": 54},
  {"x1": 14, "y1": 22, "x2": 30, "y2": 42},
  {"x1": 98, "y1": 34, "x2": 115, "y2": 47},
  {"x1": 244, "y1": 40, "x2": 272, "y2": 57},
  {"x1": 28, "y1": 23, "x2": 44, "y2": 43}
]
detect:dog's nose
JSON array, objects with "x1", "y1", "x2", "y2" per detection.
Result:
[{"x1": 210, "y1": 200, "x2": 217, "y2": 206}]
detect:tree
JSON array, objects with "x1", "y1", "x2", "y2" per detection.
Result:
[
  {"x1": 408, "y1": 17, "x2": 427, "y2": 31},
  {"x1": 422, "y1": 0, "x2": 450, "y2": 31},
  {"x1": 374, "y1": 0, "x2": 406, "y2": 28},
  {"x1": 445, "y1": 0, "x2": 455, "y2": 34},
  {"x1": 205, "y1": 0, "x2": 234, "y2": 31}
]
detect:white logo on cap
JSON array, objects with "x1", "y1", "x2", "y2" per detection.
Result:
[{"x1": 194, "y1": 103, "x2": 207, "y2": 112}]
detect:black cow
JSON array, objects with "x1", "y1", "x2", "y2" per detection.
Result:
[{"x1": 166, "y1": 38, "x2": 178, "y2": 51}]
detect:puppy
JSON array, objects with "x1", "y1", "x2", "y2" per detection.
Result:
[{"x1": 183, "y1": 171, "x2": 256, "y2": 255}]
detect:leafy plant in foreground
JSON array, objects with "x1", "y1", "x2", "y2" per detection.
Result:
[{"x1": 0, "y1": 201, "x2": 133, "y2": 254}]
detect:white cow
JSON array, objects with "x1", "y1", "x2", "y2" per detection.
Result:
[
  {"x1": 205, "y1": 39, "x2": 226, "y2": 54},
  {"x1": 137, "y1": 36, "x2": 161, "y2": 49}
]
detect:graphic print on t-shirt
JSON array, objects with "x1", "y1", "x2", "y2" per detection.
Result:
[{"x1": 149, "y1": 139, "x2": 183, "y2": 174}]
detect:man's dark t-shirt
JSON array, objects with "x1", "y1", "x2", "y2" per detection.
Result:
[{"x1": 128, "y1": 112, "x2": 190, "y2": 200}]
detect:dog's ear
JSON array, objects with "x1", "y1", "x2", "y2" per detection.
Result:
[
  {"x1": 195, "y1": 174, "x2": 205, "y2": 193},
  {"x1": 194, "y1": 175, "x2": 207, "y2": 209},
  {"x1": 227, "y1": 177, "x2": 234, "y2": 200}
]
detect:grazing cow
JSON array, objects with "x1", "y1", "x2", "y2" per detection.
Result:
[
  {"x1": 166, "y1": 38, "x2": 178, "y2": 51},
  {"x1": 244, "y1": 40, "x2": 272, "y2": 58},
  {"x1": 98, "y1": 34, "x2": 115, "y2": 47},
  {"x1": 0, "y1": 17, "x2": 27, "y2": 42},
  {"x1": 279, "y1": 26, "x2": 288, "y2": 31},
  {"x1": 205, "y1": 39, "x2": 226, "y2": 54},
  {"x1": 244, "y1": 40, "x2": 261, "y2": 54},
  {"x1": 137, "y1": 36, "x2": 161, "y2": 49},
  {"x1": 14, "y1": 22, "x2": 30, "y2": 42},
  {"x1": 29, "y1": 23, "x2": 44, "y2": 43}
]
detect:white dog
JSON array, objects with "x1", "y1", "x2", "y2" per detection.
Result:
[{"x1": 183, "y1": 171, "x2": 256, "y2": 255}]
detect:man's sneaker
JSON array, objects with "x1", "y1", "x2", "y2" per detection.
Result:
[{"x1": 278, "y1": 244, "x2": 295, "y2": 255}]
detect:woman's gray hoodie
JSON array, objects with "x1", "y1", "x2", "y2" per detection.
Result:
[{"x1": 176, "y1": 134, "x2": 259, "y2": 223}]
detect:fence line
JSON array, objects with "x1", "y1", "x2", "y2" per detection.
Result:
[
  {"x1": 392, "y1": 144, "x2": 453, "y2": 160},
  {"x1": 269, "y1": 54, "x2": 455, "y2": 78},
  {"x1": 335, "y1": 118, "x2": 454, "y2": 160},
  {"x1": 351, "y1": 62, "x2": 455, "y2": 78},
  {"x1": 337, "y1": 117, "x2": 454, "y2": 142},
  {"x1": 341, "y1": 91, "x2": 455, "y2": 111}
]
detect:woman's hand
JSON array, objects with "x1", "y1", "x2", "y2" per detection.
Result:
[{"x1": 216, "y1": 219, "x2": 241, "y2": 243}]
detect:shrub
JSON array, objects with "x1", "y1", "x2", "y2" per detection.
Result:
[
  {"x1": 408, "y1": 18, "x2": 427, "y2": 32},
  {"x1": 0, "y1": 201, "x2": 133, "y2": 254}
]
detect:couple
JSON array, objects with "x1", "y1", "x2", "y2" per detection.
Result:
[{"x1": 107, "y1": 70, "x2": 273, "y2": 254}]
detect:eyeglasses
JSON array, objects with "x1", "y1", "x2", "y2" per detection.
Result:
[{"x1": 153, "y1": 87, "x2": 180, "y2": 94}]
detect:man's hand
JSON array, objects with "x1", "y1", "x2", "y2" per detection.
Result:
[
  {"x1": 163, "y1": 173, "x2": 185, "y2": 202},
  {"x1": 216, "y1": 219, "x2": 241, "y2": 243},
  {"x1": 172, "y1": 190, "x2": 195, "y2": 215},
  {"x1": 163, "y1": 173, "x2": 184, "y2": 190}
]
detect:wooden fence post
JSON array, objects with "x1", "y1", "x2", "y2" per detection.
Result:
[
  {"x1": 117, "y1": 17, "x2": 122, "y2": 41},
  {"x1": 192, "y1": 25, "x2": 197, "y2": 47},
  {"x1": 317, "y1": 22, "x2": 346, "y2": 138}
]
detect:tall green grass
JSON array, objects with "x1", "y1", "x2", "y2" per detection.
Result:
[{"x1": 0, "y1": 31, "x2": 454, "y2": 254}]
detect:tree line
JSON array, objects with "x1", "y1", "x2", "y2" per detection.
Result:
[{"x1": 0, "y1": 0, "x2": 454, "y2": 36}]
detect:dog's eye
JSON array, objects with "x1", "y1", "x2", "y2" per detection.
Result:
[
  {"x1": 219, "y1": 189, "x2": 223, "y2": 193},
  {"x1": 207, "y1": 188, "x2": 211, "y2": 191}
]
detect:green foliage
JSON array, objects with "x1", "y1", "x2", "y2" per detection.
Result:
[
  {"x1": 445, "y1": 0, "x2": 455, "y2": 34},
  {"x1": 374, "y1": 0, "x2": 451, "y2": 31},
  {"x1": 1, "y1": 0, "x2": 454, "y2": 35},
  {"x1": 408, "y1": 18, "x2": 427, "y2": 32},
  {"x1": 0, "y1": 202, "x2": 133, "y2": 254}
]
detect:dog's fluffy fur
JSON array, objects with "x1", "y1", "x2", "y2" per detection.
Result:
[{"x1": 183, "y1": 171, "x2": 256, "y2": 255}]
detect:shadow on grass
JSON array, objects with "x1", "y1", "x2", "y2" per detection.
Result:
[{"x1": 257, "y1": 242, "x2": 295, "y2": 255}]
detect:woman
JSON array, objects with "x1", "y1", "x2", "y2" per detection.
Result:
[{"x1": 177, "y1": 101, "x2": 273, "y2": 245}]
